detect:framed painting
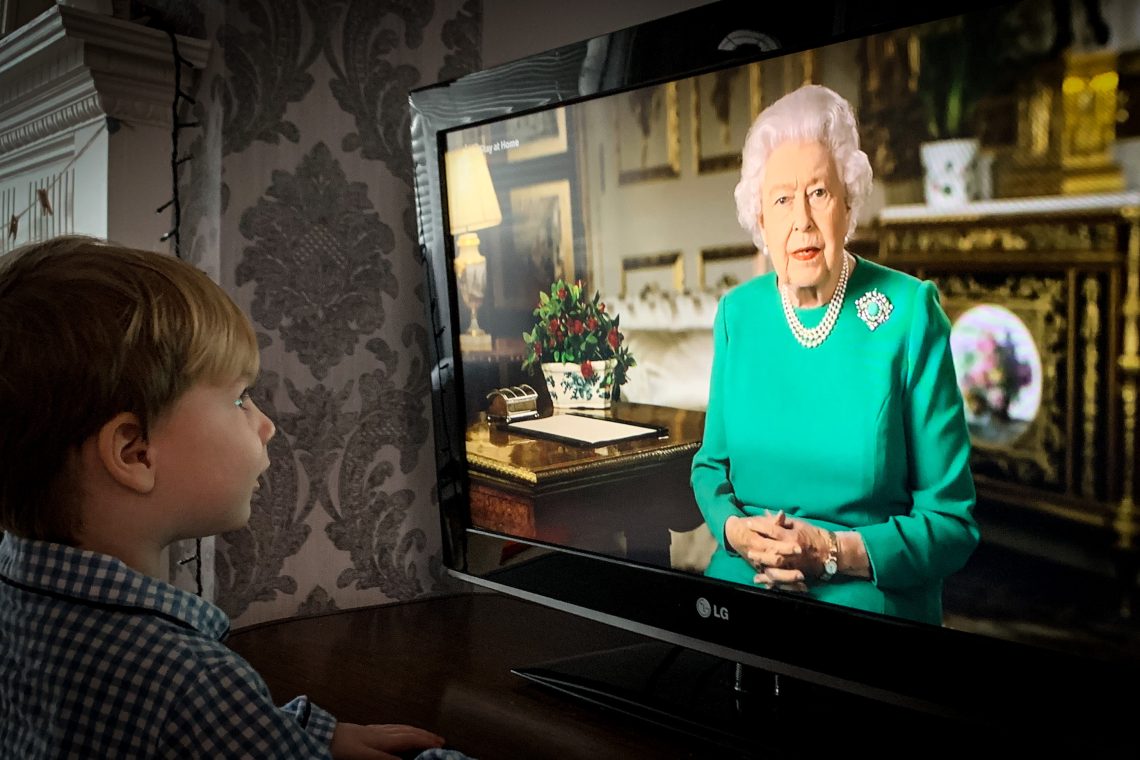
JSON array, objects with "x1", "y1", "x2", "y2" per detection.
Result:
[
  {"x1": 496, "y1": 179, "x2": 575, "y2": 310},
  {"x1": 698, "y1": 245, "x2": 761, "y2": 289},
  {"x1": 759, "y1": 50, "x2": 817, "y2": 110},
  {"x1": 619, "y1": 251, "x2": 684, "y2": 298},
  {"x1": 692, "y1": 64, "x2": 762, "y2": 174},
  {"x1": 938, "y1": 274, "x2": 1066, "y2": 486},
  {"x1": 505, "y1": 107, "x2": 568, "y2": 162},
  {"x1": 616, "y1": 82, "x2": 680, "y2": 184}
]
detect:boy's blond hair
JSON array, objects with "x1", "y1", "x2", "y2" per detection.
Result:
[{"x1": 0, "y1": 236, "x2": 259, "y2": 543}]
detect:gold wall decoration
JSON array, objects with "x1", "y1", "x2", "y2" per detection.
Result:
[
  {"x1": 1118, "y1": 49, "x2": 1140, "y2": 139},
  {"x1": 1116, "y1": 208, "x2": 1140, "y2": 551},
  {"x1": 616, "y1": 83, "x2": 680, "y2": 184},
  {"x1": 938, "y1": 274, "x2": 1067, "y2": 485},
  {"x1": 881, "y1": 221, "x2": 1118, "y2": 257},
  {"x1": 1001, "y1": 51, "x2": 1125, "y2": 197},
  {"x1": 1081, "y1": 276, "x2": 1101, "y2": 499}
]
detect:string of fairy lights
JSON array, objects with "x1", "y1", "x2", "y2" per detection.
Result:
[
  {"x1": 160, "y1": 28, "x2": 206, "y2": 596},
  {"x1": 4, "y1": 25, "x2": 206, "y2": 595}
]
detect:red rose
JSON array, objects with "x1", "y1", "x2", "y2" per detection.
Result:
[
  {"x1": 571, "y1": 319, "x2": 585, "y2": 335},
  {"x1": 548, "y1": 319, "x2": 559, "y2": 332},
  {"x1": 558, "y1": 287, "x2": 568, "y2": 299},
  {"x1": 580, "y1": 361, "x2": 595, "y2": 379},
  {"x1": 598, "y1": 303, "x2": 606, "y2": 314},
  {"x1": 534, "y1": 343, "x2": 542, "y2": 357},
  {"x1": 586, "y1": 317, "x2": 598, "y2": 331},
  {"x1": 607, "y1": 327, "x2": 620, "y2": 350}
]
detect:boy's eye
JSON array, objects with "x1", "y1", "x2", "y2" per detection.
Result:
[{"x1": 235, "y1": 388, "x2": 253, "y2": 409}]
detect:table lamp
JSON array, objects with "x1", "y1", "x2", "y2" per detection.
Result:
[{"x1": 446, "y1": 144, "x2": 502, "y2": 353}]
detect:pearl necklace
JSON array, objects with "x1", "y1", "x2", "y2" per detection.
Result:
[{"x1": 779, "y1": 252, "x2": 850, "y2": 349}]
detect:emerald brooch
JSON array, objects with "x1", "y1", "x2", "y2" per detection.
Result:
[{"x1": 855, "y1": 289, "x2": 892, "y2": 331}]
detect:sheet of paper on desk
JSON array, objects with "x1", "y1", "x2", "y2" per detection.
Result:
[{"x1": 507, "y1": 414, "x2": 662, "y2": 445}]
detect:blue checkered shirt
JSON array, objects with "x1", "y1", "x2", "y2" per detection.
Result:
[{"x1": 0, "y1": 533, "x2": 337, "y2": 758}]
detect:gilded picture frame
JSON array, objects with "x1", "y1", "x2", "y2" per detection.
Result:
[
  {"x1": 616, "y1": 82, "x2": 681, "y2": 184},
  {"x1": 497, "y1": 179, "x2": 576, "y2": 310},
  {"x1": 937, "y1": 275, "x2": 1067, "y2": 487},
  {"x1": 758, "y1": 50, "x2": 816, "y2": 111},
  {"x1": 692, "y1": 64, "x2": 762, "y2": 174},
  {"x1": 698, "y1": 245, "x2": 760, "y2": 289},
  {"x1": 505, "y1": 107, "x2": 568, "y2": 162},
  {"x1": 619, "y1": 251, "x2": 684, "y2": 298}
]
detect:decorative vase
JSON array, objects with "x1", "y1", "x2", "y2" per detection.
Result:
[
  {"x1": 541, "y1": 359, "x2": 617, "y2": 409},
  {"x1": 920, "y1": 138, "x2": 982, "y2": 207}
]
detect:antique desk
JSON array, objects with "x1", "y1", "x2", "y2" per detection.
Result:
[
  {"x1": 464, "y1": 402, "x2": 705, "y2": 565},
  {"x1": 876, "y1": 192, "x2": 1140, "y2": 610}
]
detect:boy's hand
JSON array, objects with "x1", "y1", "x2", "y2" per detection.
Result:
[{"x1": 329, "y1": 722, "x2": 445, "y2": 760}]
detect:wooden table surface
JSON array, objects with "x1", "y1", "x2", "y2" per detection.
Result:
[
  {"x1": 226, "y1": 591, "x2": 727, "y2": 760},
  {"x1": 225, "y1": 589, "x2": 1097, "y2": 757}
]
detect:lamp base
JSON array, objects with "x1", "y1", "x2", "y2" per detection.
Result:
[{"x1": 460, "y1": 331, "x2": 493, "y2": 352}]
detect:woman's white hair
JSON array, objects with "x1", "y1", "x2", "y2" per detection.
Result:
[{"x1": 734, "y1": 84, "x2": 873, "y2": 252}]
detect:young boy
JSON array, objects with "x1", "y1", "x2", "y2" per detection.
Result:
[{"x1": 0, "y1": 237, "x2": 457, "y2": 759}]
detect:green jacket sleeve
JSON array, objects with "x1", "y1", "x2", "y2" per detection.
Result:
[
  {"x1": 691, "y1": 297, "x2": 745, "y2": 551},
  {"x1": 856, "y1": 280, "x2": 980, "y2": 590}
]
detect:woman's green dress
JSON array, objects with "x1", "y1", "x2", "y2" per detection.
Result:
[{"x1": 691, "y1": 256, "x2": 979, "y2": 625}]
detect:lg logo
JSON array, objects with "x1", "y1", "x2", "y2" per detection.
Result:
[{"x1": 696, "y1": 597, "x2": 729, "y2": 621}]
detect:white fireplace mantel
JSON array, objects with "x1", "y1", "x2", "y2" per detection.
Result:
[{"x1": 0, "y1": 4, "x2": 208, "y2": 252}]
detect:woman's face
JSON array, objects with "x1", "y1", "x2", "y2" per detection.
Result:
[{"x1": 757, "y1": 140, "x2": 849, "y2": 295}]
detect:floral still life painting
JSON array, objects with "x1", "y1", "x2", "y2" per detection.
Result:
[
  {"x1": 949, "y1": 304, "x2": 1043, "y2": 445},
  {"x1": 522, "y1": 279, "x2": 636, "y2": 408}
]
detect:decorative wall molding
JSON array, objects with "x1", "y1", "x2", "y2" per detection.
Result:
[
  {"x1": 0, "y1": 4, "x2": 208, "y2": 155},
  {"x1": 0, "y1": 92, "x2": 102, "y2": 155},
  {"x1": 0, "y1": 131, "x2": 74, "y2": 183}
]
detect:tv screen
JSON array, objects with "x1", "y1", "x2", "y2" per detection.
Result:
[{"x1": 410, "y1": 0, "x2": 1140, "y2": 750}]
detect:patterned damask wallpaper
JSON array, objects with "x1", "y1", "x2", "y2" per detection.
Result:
[{"x1": 166, "y1": 0, "x2": 480, "y2": 627}]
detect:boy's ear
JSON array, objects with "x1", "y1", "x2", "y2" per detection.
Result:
[{"x1": 95, "y1": 412, "x2": 155, "y2": 494}]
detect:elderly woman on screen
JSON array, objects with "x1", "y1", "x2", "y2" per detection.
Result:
[{"x1": 690, "y1": 84, "x2": 979, "y2": 625}]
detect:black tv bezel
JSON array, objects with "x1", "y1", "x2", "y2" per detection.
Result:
[{"x1": 409, "y1": 0, "x2": 1135, "y2": 745}]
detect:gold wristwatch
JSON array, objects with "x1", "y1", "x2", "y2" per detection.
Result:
[{"x1": 819, "y1": 531, "x2": 839, "y2": 581}]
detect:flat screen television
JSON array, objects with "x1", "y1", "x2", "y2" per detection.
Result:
[{"x1": 409, "y1": 0, "x2": 1140, "y2": 751}]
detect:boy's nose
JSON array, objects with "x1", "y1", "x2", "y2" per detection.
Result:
[{"x1": 260, "y1": 412, "x2": 276, "y2": 444}]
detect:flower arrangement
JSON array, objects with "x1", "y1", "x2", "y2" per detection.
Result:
[
  {"x1": 958, "y1": 329, "x2": 1033, "y2": 421},
  {"x1": 522, "y1": 278, "x2": 635, "y2": 390}
]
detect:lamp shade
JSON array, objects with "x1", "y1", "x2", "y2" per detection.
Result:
[{"x1": 445, "y1": 145, "x2": 503, "y2": 234}]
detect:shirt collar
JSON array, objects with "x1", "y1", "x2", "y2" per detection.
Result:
[{"x1": 0, "y1": 532, "x2": 229, "y2": 640}]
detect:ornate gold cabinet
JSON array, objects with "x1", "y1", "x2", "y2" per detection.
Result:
[{"x1": 875, "y1": 192, "x2": 1140, "y2": 608}]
